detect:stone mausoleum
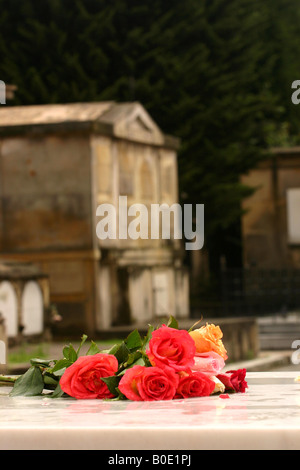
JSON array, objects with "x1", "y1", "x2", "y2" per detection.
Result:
[
  {"x1": 241, "y1": 146, "x2": 300, "y2": 269},
  {"x1": 0, "y1": 102, "x2": 189, "y2": 337}
]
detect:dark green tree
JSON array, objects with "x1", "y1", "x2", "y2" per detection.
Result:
[{"x1": 0, "y1": 0, "x2": 294, "y2": 288}]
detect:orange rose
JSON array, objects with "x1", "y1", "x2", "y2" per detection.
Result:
[{"x1": 189, "y1": 323, "x2": 228, "y2": 360}]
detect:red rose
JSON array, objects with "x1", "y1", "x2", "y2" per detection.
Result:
[
  {"x1": 175, "y1": 370, "x2": 215, "y2": 399},
  {"x1": 118, "y1": 365, "x2": 179, "y2": 401},
  {"x1": 217, "y1": 369, "x2": 248, "y2": 393},
  {"x1": 60, "y1": 353, "x2": 118, "y2": 399},
  {"x1": 146, "y1": 325, "x2": 196, "y2": 371}
]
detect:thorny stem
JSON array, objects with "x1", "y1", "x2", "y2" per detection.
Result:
[{"x1": 0, "y1": 375, "x2": 19, "y2": 385}]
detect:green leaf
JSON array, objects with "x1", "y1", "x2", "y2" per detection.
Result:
[
  {"x1": 63, "y1": 344, "x2": 77, "y2": 363},
  {"x1": 141, "y1": 324, "x2": 154, "y2": 352},
  {"x1": 100, "y1": 375, "x2": 121, "y2": 396},
  {"x1": 114, "y1": 388, "x2": 126, "y2": 400},
  {"x1": 30, "y1": 358, "x2": 54, "y2": 367},
  {"x1": 106, "y1": 343, "x2": 121, "y2": 355},
  {"x1": 118, "y1": 356, "x2": 146, "y2": 375},
  {"x1": 131, "y1": 356, "x2": 146, "y2": 367},
  {"x1": 51, "y1": 358, "x2": 72, "y2": 377},
  {"x1": 62, "y1": 346, "x2": 69, "y2": 358},
  {"x1": 43, "y1": 373, "x2": 59, "y2": 386},
  {"x1": 101, "y1": 343, "x2": 121, "y2": 355},
  {"x1": 86, "y1": 340, "x2": 100, "y2": 355},
  {"x1": 49, "y1": 382, "x2": 65, "y2": 398},
  {"x1": 167, "y1": 315, "x2": 179, "y2": 329},
  {"x1": 104, "y1": 387, "x2": 126, "y2": 401},
  {"x1": 125, "y1": 350, "x2": 142, "y2": 366},
  {"x1": 114, "y1": 342, "x2": 130, "y2": 364},
  {"x1": 125, "y1": 329, "x2": 142, "y2": 350},
  {"x1": 10, "y1": 367, "x2": 44, "y2": 397},
  {"x1": 68, "y1": 345, "x2": 77, "y2": 362},
  {"x1": 76, "y1": 334, "x2": 88, "y2": 355}
]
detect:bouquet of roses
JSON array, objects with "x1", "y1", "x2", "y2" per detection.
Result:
[{"x1": 2, "y1": 316, "x2": 247, "y2": 401}]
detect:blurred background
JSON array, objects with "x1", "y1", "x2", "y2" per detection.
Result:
[{"x1": 1, "y1": 0, "x2": 300, "y2": 369}]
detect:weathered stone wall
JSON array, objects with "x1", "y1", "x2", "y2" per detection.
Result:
[
  {"x1": 0, "y1": 133, "x2": 97, "y2": 336},
  {"x1": 0, "y1": 134, "x2": 93, "y2": 252},
  {"x1": 241, "y1": 151, "x2": 300, "y2": 269},
  {"x1": 91, "y1": 135, "x2": 180, "y2": 251}
]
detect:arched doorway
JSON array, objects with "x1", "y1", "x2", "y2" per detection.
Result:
[
  {"x1": 0, "y1": 281, "x2": 18, "y2": 338},
  {"x1": 21, "y1": 281, "x2": 44, "y2": 336}
]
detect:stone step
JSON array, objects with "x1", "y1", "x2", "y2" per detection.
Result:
[
  {"x1": 258, "y1": 317, "x2": 300, "y2": 349},
  {"x1": 259, "y1": 334, "x2": 300, "y2": 350},
  {"x1": 259, "y1": 324, "x2": 300, "y2": 333}
]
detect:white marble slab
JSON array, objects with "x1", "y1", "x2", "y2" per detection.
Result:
[{"x1": 0, "y1": 372, "x2": 300, "y2": 450}]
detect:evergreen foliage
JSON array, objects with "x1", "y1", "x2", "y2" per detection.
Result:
[{"x1": 0, "y1": 0, "x2": 298, "y2": 270}]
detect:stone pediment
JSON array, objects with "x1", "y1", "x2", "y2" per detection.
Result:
[{"x1": 98, "y1": 102, "x2": 165, "y2": 146}]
